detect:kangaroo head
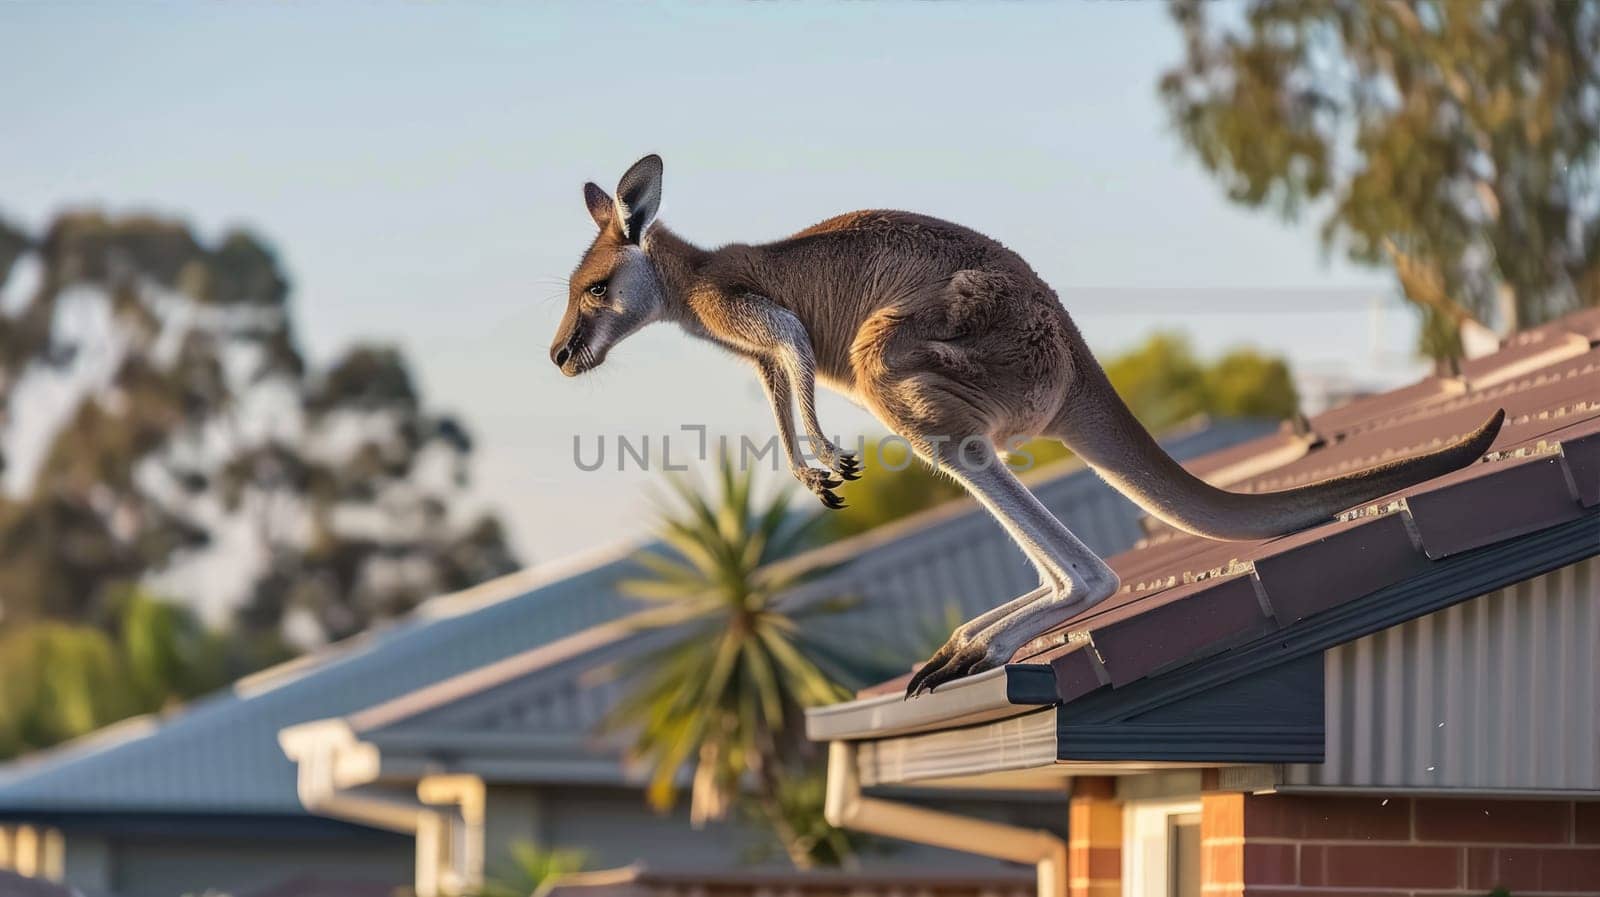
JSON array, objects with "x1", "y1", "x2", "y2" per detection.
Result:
[{"x1": 550, "y1": 154, "x2": 666, "y2": 376}]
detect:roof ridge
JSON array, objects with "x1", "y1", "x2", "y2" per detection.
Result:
[{"x1": 231, "y1": 543, "x2": 649, "y2": 699}]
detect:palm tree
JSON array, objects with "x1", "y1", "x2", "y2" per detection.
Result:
[{"x1": 607, "y1": 455, "x2": 856, "y2": 869}]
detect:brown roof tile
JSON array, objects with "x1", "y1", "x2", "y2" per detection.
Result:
[{"x1": 1252, "y1": 512, "x2": 1431, "y2": 625}]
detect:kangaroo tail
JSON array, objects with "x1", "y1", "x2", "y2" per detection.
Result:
[{"x1": 1052, "y1": 369, "x2": 1504, "y2": 542}]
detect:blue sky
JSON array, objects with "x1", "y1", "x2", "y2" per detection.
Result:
[{"x1": 0, "y1": 2, "x2": 1416, "y2": 562}]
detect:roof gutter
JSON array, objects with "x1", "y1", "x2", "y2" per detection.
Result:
[
  {"x1": 279, "y1": 720, "x2": 481, "y2": 897},
  {"x1": 279, "y1": 721, "x2": 423, "y2": 835},
  {"x1": 823, "y1": 740, "x2": 1067, "y2": 897},
  {"x1": 806, "y1": 661, "x2": 1059, "y2": 742}
]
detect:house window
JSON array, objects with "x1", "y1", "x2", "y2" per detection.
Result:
[
  {"x1": 0, "y1": 824, "x2": 65, "y2": 881},
  {"x1": 1123, "y1": 799, "x2": 1202, "y2": 897}
]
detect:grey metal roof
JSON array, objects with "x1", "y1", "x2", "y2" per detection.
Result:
[
  {"x1": 0, "y1": 552, "x2": 647, "y2": 815},
  {"x1": 0, "y1": 421, "x2": 1270, "y2": 815},
  {"x1": 342, "y1": 422, "x2": 1273, "y2": 755}
]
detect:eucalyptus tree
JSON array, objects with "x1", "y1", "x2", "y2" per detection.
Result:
[
  {"x1": 0, "y1": 212, "x2": 517, "y2": 641},
  {"x1": 1163, "y1": 0, "x2": 1600, "y2": 356}
]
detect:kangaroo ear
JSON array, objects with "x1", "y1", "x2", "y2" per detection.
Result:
[
  {"x1": 584, "y1": 182, "x2": 615, "y2": 230},
  {"x1": 613, "y1": 154, "x2": 663, "y2": 243}
]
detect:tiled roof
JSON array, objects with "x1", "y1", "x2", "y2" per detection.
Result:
[
  {"x1": 863, "y1": 308, "x2": 1600, "y2": 703},
  {"x1": 0, "y1": 415, "x2": 1267, "y2": 815}
]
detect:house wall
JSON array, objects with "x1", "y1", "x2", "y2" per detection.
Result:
[
  {"x1": 1199, "y1": 791, "x2": 1600, "y2": 897},
  {"x1": 111, "y1": 838, "x2": 410, "y2": 897},
  {"x1": 480, "y1": 783, "x2": 1067, "y2": 880},
  {"x1": 54, "y1": 831, "x2": 410, "y2": 897},
  {"x1": 491, "y1": 785, "x2": 777, "y2": 871},
  {"x1": 62, "y1": 835, "x2": 111, "y2": 895},
  {"x1": 1285, "y1": 556, "x2": 1598, "y2": 793}
]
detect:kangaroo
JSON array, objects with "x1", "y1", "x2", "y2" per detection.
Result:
[{"x1": 549, "y1": 154, "x2": 1505, "y2": 697}]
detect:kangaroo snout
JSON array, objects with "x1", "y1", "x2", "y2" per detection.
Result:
[{"x1": 550, "y1": 329, "x2": 584, "y2": 376}]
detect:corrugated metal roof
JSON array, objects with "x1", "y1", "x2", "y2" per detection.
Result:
[
  {"x1": 332, "y1": 424, "x2": 1268, "y2": 748},
  {"x1": 0, "y1": 552, "x2": 645, "y2": 814},
  {"x1": 0, "y1": 420, "x2": 1268, "y2": 814},
  {"x1": 1285, "y1": 555, "x2": 1599, "y2": 792}
]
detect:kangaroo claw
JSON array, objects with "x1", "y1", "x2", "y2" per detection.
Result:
[
  {"x1": 906, "y1": 635, "x2": 1008, "y2": 697},
  {"x1": 905, "y1": 644, "x2": 955, "y2": 698},
  {"x1": 834, "y1": 453, "x2": 861, "y2": 481}
]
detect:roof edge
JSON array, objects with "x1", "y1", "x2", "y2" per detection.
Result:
[{"x1": 804, "y1": 664, "x2": 1056, "y2": 742}]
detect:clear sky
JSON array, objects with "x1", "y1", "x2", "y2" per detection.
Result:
[{"x1": 0, "y1": 2, "x2": 1417, "y2": 563}]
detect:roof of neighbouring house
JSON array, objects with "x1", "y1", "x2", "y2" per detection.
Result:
[
  {"x1": 243, "y1": 878, "x2": 404, "y2": 897},
  {"x1": 0, "y1": 548, "x2": 646, "y2": 818},
  {"x1": 540, "y1": 865, "x2": 1034, "y2": 897},
  {"x1": 0, "y1": 872, "x2": 81, "y2": 897},
  {"x1": 809, "y1": 308, "x2": 1600, "y2": 748},
  {"x1": 0, "y1": 416, "x2": 1268, "y2": 818},
  {"x1": 279, "y1": 422, "x2": 1269, "y2": 785}
]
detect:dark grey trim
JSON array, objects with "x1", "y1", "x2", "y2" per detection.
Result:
[
  {"x1": 1004, "y1": 663, "x2": 1062, "y2": 704},
  {"x1": 1058, "y1": 652, "x2": 1324, "y2": 763},
  {"x1": 0, "y1": 810, "x2": 403, "y2": 841},
  {"x1": 1058, "y1": 723, "x2": 1323, "y2": 763}
]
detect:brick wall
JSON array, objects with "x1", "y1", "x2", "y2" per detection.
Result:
[
  {"x1": 1068, "y1": 777, "x2": 1122, "y2": 897},
  {"x1": 1202, "y1": 792, "x2": 1600, "y2": 897}
]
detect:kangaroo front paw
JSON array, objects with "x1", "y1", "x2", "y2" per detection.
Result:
[
  {"x1": 810, "y1": 441, "x2": 861, "y2": 482},
  {"x1": 795, "y1": 467, "x2": 846, "y2": 510}
]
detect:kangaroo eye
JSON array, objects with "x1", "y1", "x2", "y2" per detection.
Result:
[{"x1": 587, "y1": 283, "x2": 608, "y2": 297}]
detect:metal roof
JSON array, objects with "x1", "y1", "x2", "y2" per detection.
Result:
[
  {"x1": 819, "y1": 307, "x2": 1600, "y2": 745},
  {"x1": 0, "y1": 552, "x2": 646, "y2": 815},
  {"x1": 294, "y1": 425, "x2": 1268, "y2": 769},
  {"x1": 0, "y1": 419, "x2": 1267, "y2": 815}
]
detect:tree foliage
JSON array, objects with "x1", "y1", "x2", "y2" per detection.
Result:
[
  {"x1": 609, "y1": 456, "x2": 859, "y2": 869},
  {"x1": 1162, "y1": 0, "x2": 1600, "y2": 355},
  {"x1": 0, "y1": 589, "x2": 271, "y2": 759},
  {"x1": 821, "y1": 334, "x2": 1298, "y2": 539},
  {"x1": 1102, "y1": 332, "x2": 1298, "y2": 432},
  {"x1": 0, "y1": 212, "x2": 518, "y2": 643}
]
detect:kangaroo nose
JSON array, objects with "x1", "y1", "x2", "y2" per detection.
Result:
[{"x1": 552, "y1": 345, "x2": 572, "y2": 368}]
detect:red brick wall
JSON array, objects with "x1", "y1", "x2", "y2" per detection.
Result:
[
  {"x1": 1202, "y1": 793, "x2": 1600, "y2": 897},
  {"x1": 1068, "y1": 776, "x2": 1122, "y2": 897}
]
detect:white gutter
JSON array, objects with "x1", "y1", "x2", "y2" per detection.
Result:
[
  {"x1": 823, "y1": 741, "x2": 1067, "y2": 897},
  {"x1": 279, "y1": 720, "x2": 474, "y2": 897},
  {"x1": 806, "y1": 660, "x2": 1058, "y2": 742},
  {"x1": 279, "y1": 721, "x2": 425, "y2": 834}
]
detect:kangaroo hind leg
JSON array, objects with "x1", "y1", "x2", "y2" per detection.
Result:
[{"x1": 904, "y1": 437, "x2": 1120, "y2": 695}]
